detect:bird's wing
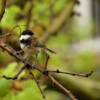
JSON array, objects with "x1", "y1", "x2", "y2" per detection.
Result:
[
  {"x1": 28, "y1": 35, "x2": 46, "y2": 47},
  {"x1": 34, "y1": 41, "x2": 46, "y2": 48},
  {"x1": 28, "y1": 35, "x2": 38, "y2": 45}
]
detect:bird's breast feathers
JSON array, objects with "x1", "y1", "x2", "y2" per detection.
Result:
[{"x1": 20, "y1": 43, "x2": 43, "y2": 54}]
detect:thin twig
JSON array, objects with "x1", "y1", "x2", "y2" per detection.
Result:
[
  {"x1": 0, "y1": 25, "x2": 26, "y2": 38},
  {"x1": 49, "y1": 69, "x2": 93, "y2": 77},
  {"x1": 0, "y1": 65, "x2": 25, "y2": 80},
  {"x1": 44, "y1": 51, "x2": 50, "y2": 70},
  {"x1": 28, "y1": 68, "x2": 45, "y2": 98}
]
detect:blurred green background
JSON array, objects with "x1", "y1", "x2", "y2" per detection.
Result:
[{"x1": 0, "y1": 0, "x2": 100, "y2": 100}]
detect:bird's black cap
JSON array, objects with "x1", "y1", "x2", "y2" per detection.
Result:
[{"x1": 21, "y1": 29, "x2": 34, "y2": 35}]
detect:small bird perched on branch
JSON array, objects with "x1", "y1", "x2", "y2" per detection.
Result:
[{"x1": 19, "y1": 29, "x2": 56, "y2": 68}]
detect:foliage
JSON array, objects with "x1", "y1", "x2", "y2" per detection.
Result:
[
  {"x1": 0, "y1": 79, "x2": 10, "y2": 97},
  {"x1": 14, "y1": 80, "x2": 46, "y2": 100}
]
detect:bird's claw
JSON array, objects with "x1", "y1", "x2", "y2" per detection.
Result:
[
  {"x1": 16, "y1": 52, "x2": 20, "y2": 55},
  {"x1": 32, "y1": 63, "x2": 35, "y2": 69},
  {"x1": 22, "y1": 58, "x2": 26, "y2": 62}
]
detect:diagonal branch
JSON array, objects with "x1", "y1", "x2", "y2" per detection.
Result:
[
  {"x1": 48, "y1": 74, "x2": 77, "y2": 100},
  {"x1": 28, "y1": 68, "x2": 45, "y2": 98},
  {"x1": 0, "y1": 65, "x2": 25, "y2": 80}
]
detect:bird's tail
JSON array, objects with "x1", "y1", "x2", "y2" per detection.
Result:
[{"x1": 45, "y1": 48, "x2": 56, "y2": 54}]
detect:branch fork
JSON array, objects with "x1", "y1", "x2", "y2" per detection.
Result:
[{"x1": 0, "y1": 35, "x2": 93, "y2": 100}]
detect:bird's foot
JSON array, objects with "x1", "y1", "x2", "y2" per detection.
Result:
[
  {"x1": 22, "y1": 55, "x2": 30, "y2": 62},
  {"x1": 16, "y1": 50, "x2": 23, "y2": 55},
  {"x1": 22, "y1": 58, "x2": 26, "y2": 62},
  {"x1": 16, "y1": 52, "x2": 21, "y2": 55},
  {"x1": 32, "y1": 63, "x2": 35, "y2": 69},
  {"x1": 32, "y1": 54, "x2": 37, "y2": 69}
]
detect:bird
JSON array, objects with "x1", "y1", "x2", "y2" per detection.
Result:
[{"x1": 19, "y1": 29, "x2": 56, "y2": 68}]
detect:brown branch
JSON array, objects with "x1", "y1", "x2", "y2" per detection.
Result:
[
  {"x1": 48, "y1": 74, "x2": 77, "y2": 100},
  {"x1": 44, "y1": 51, "x2": 50, "y2": 70},
  {"x1": 0, "y1": 25, "x2": 26, "y2": 38},
  {"x1": 0, "y1": 38, "x2": 93, "y2": 100},
  {"x1": 0, "y1": 65, "x2": 25, "y2": 80},
  {"x1": 0, "y1": 0, "x2": 6, "y2": 21},
  {"x1": 49, "y1": 69, "x2": 93, "y2": 77},
  {"x1": 28, "y1": 68, "x2": 45, "y2": 98}
]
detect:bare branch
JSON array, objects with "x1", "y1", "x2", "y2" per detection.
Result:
[
  {"x1": 0, "y1": 25, "x2": 26, "y2": 38},
  {"x1": 48, "y1": 74, "x2": 77, "y2": 100},
  {"x1": 28, "y1": 68, "x2": 45, "y2": 98},
  {"x1": 43, "y1": 51, "x2": 50, "y2": 70},
  {"x1": 49, "y1": 69, "x2": 93, "y2": 77},
  {"x1": 0, "y1": 65, "x2": 25, "y2": 80}
]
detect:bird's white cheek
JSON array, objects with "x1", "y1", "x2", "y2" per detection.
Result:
[{"x1": 20, "y1": 35, "x2": 30, "y2": 40}]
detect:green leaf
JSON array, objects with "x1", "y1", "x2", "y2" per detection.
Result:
[
  {"x1": 0, "y1": 79, "x2": 10, "y2": 97},
  {"x1": 0, "y1": 5, "x2": 20, "y2": 29},
  {"x1": 35, "y1": 4, "x2": 48, "y2": 13},
  {"x1": 2, "y1": 62, "x2": 17, "y2": 76},
  {"x1": 23, "y1": 80, "x2": 46, "y2": 91},
  {"x1": 2, "y1": 92, "x2": 12, "y2": 100},
  {"x1": 45, "y1": 90, "x2": 69, "y2": 100},
  {"x1": 18, "y1": 70, "x2": 25, "y2": 79},
  {"x1": 14, "y1": 80, "x2": 46, "y2": 100},
  {"x1": 53, "y1": 0, "x2": 67, "y2": 13},
  {"x1": 73, "y1": 51, "x2": 98, "y2": 72}
]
